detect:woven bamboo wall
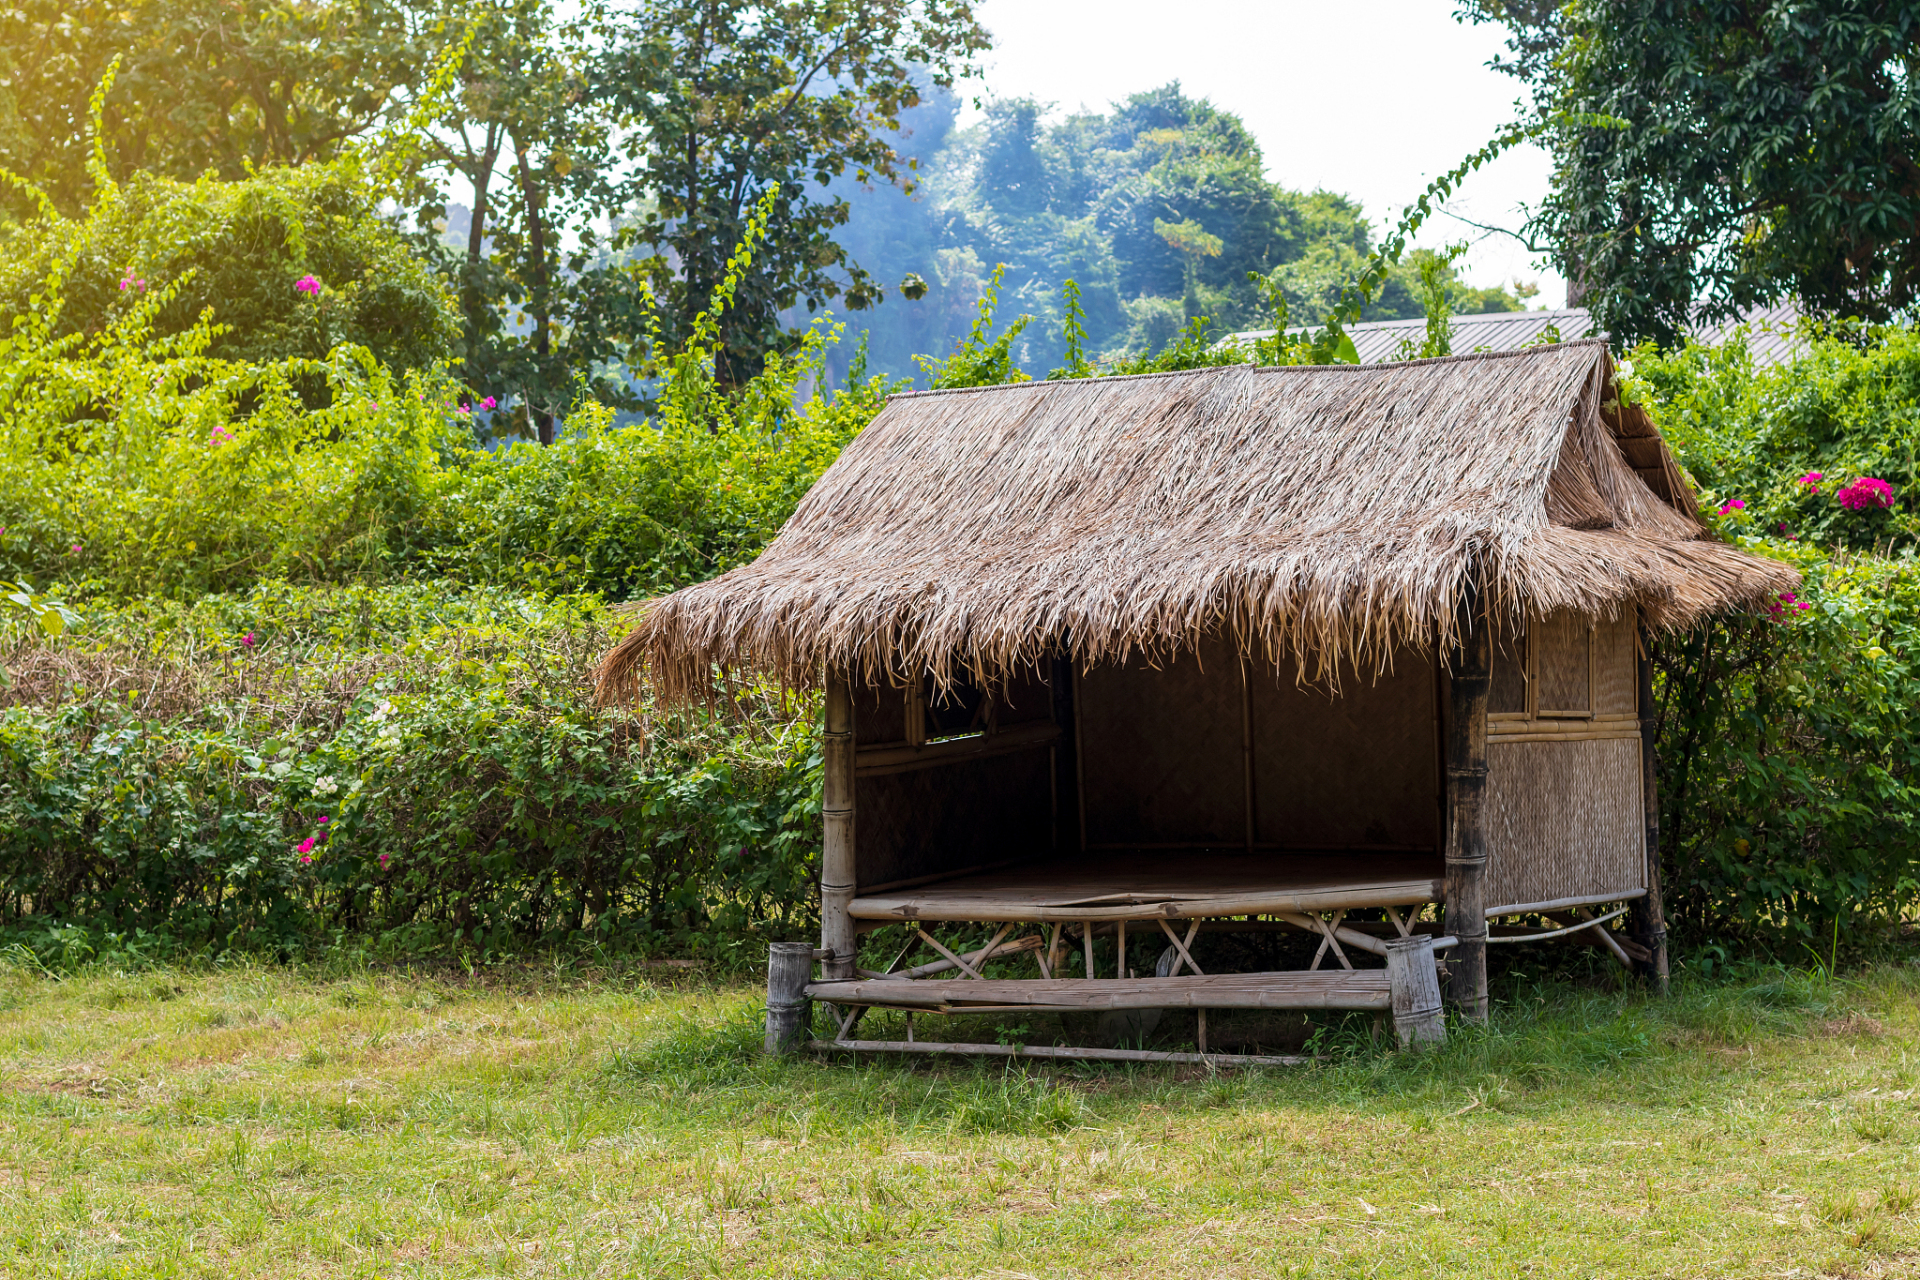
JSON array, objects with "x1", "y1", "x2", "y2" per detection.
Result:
[
  {"x1": 1534, "y1": 611, "x2": 1591, "y2": 716},
  {"x1": 1251, "y1": 651, "x2": 1438, "y2": 849},
  {"x1": 854, "y1": 749, "x2": 1052, "y2": 888},
  {"x1": 1594, "y1": 611, "x2": 1637, "y2": 716},
  {"x1": 1485, "y1": 736, "x2": 1645, "y2": 908},
  {"x1": 1079, "y1": 636, "x2": 1245, "y2": 846}
]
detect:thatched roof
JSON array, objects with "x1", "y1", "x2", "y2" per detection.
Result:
[{"x1": 603, "y1": 340, "x2": 1796, "y2": 704}]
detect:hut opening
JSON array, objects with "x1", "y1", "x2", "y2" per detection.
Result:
[{"x1": 601, "y1": 340, "x2": 1796, "y2": 1062}]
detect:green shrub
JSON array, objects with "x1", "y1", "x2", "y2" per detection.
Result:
[
  {"x1": 0, "y1": 583, "x2": 820, "y2": 960},
  {"x1": 1635, "y1": 325, "x2": 1920, "y2": 940},
  {"x1": 0, "y1": 161, "x2": 458, "y2": 375}
]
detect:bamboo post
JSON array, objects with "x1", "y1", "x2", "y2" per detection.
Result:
[
  {"x1": 821, "y1": 669, "x2": 857, "y2": 981},
  {"x1": 1629, "y1": 625, "x2": 1671, "y2": 994},
  {"x1": 765, "y1": 941, "x2": 814, "y2": 1055},
  {"x1": 1385, "y1": 935, "x2": 1447, "y2": 1049},
  {"x1": 1443, "y1": 589, "x2": 1491, "y2": 1022}
]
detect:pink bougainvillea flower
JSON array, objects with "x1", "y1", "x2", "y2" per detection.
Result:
[
  {"x1": 118, "y1": 274, "x2": 146, "y2": 293},
  {"x1": 1837, "y1": 477, "x2": 1895, "y2": 511},
  {"x1": 377, "y1": 852, "x2": 391, "y2": 869},
  {"x1": 480, "y1": 396, "x2": 497, "y2": 410},
  {"x1": 294, "y1": 274, "x2": 322, "y2": 296},
  {"x1": 316, "y1": 815, "x2": 329, "y2": 825},
  {"x1": 241, "y1": 632, "x2": 257, "y2": 648},
  {"x1": 69, "y1": 543, "x2": 82, "y2": 553},
  {"x1": 1717, "y1": 498, "x2": 1746, "y2": 514},
  {"x1": 457, "y1": 403, "x2": 472, "y2": 415},
  {"x1": 209, "y1": 424, "x2": 233, "y2": 446},
  {"x1": 297, "y1": 837, "x2": 317, "y2": 855},
  {"x1": 1797, "y1": 471, "x2": 1824, "y2": 486},
  {"x1": 1797, "y1": 602, "x2": 1811, "y2": 611}
]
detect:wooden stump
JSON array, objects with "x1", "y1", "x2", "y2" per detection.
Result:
[
  {"x1": 765, "y1": 941, "x2": 814, "y2": 1055},
  {"x1": 1386, "y1": 935, "x2": 1447, "y2": 1049}
]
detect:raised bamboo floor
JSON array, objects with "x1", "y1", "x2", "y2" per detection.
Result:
[{"x1": 847, "y1": 852, "x2": 1443, "y2": 923}]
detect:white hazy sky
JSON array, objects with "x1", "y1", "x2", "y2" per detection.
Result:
[{"x1": 962, "y1": 0, "x2": 1564, "y2": 306}]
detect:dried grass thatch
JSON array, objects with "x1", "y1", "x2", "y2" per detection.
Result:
[{"x1": 602, "y1": 341, "x2": 1796, "y2": 705}]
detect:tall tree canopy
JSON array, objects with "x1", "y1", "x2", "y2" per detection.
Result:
[
  {"x1": 0, "y1": 0, "x2": 427, "y2": 213},
  {"x1": 1464, "y1": 0, "x2": 1920, "y2": 347},
  {"x1": 594, "y1": 0, "x2": 990, "y2": 385}
]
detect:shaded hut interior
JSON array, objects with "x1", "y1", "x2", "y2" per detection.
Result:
[{"x1": 849, "y1": 607, "x2": 1645, "y2": 923}]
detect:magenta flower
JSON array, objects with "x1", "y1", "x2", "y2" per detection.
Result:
[
  {"x1": 377, "y1": 853, "x2": 391, "y2": 869},
  {"x1": 1717, "y1": 498, "x2": 1746, "y2": 514},
  {"x1": 118, "y1": 274, "x2": 146, "y2": 293},
  {"x1": 294, "y1": 275, "x2": 322, "y2": 296},
  {"x1": 1837, "y1": 477, "x2": 1895, "y2": 511},
  {"x1": 69, "y1": 542, "x2": 82, "y2": 553},
  {"x1": 209, "y1": 424, "x2": 233, "y2": 446},
  {"x1": 457, "y1": 403, "x2": 472, "y2": 415},
  {"x1": 1797, "y1": 471, "x2": 1824, "y2": 486},
  {"x1": 298, "y1": 855, "x2": 314, "y2": 865},
  {"x1": 316, "y1": 815, "x2": 329, "y2": 825},
  {"x1": 297, "y1": 837, "x2": 317, "y2": 855},
  {"x1": 480, "y1": 396, "x2": 497, "y2": 410},
  {"x1": 241, "y1": 632, "x2": 257, "y2": 648}
]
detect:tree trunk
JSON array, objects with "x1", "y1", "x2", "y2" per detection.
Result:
[{"x1": 514, "y1": 142, "x2": 555, "y2": 446}]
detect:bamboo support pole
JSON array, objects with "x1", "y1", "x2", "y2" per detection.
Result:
[
  {"x1": 1444, "y1": 589, "x2": 1491, "y2": 1022},
  {"x1": 1629, "y1": 626, "x2": 1671, "y2": 994},
  {"x1": 1385, "y1": 935, "x2": 1447, "y2": 1049},
  {"x1": 821, "y1": 670, "x2": 857, "y2": 981},
  {"x1": 765, "y1": 941, "x2": 814, "y2": 1055}
]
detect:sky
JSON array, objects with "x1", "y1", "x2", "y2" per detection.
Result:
[{"x1": 962, "y1": 0, "x2": 1566, "y2": 308}]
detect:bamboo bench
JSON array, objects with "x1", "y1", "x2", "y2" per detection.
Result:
[{"x1": 806, "y1": 971, "x2": 1394, "y2": 1013}]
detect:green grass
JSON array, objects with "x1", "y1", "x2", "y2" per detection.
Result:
[{"x1": 0, "y1": 955, "x2": 1916, "y2": 1277}]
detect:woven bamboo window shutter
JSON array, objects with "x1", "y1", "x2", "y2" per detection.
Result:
[{"x1": 1533, "y1": 612, "x2": 1594, "y2": 719}]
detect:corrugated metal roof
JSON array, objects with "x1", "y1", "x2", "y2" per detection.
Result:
[{"x1": 1225, "y1": 302, "x2": 1804, "y2": 366}]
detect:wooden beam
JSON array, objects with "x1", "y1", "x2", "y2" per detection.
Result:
[
  {"x1": 1628, "y1": 623, "x2": 1671, "y2": 994},
  {"x1": 821, "y1": 669, "x2": 856, "y2": 981},
  {"x1": 853, "y1": 719, "x2": 1059, "y2": 776},
  {"x1": 1241, "y1": 651, "x2": 1256, "y2": 854},
  {"x1": 1444, "y1": 588, "x2": 1491, "y2": 1022}
]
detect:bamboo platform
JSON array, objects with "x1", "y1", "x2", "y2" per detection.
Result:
[
  {"x1": 806, "y1": 970, "x2": 1393, "y2": 1013},
  {"x1": 848, "y1": 852, "x2": 1442, "y2": 923}
]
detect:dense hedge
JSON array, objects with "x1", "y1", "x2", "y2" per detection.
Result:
[{"x1": 0, "y1": 584, "x2": 820, "y2": 962}]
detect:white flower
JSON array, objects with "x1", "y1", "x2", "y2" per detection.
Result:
[
  {"x1": 313, "y1": 775, "x2": 338, "y2": 796},
  {"x1": 1616, "y1": 358, "x2": 1635, "y2": 379},
  {"x1": 365, "y1": 699, "x2": 394, "y2": 724}
]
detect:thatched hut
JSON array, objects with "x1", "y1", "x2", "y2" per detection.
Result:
[{"x1": 602, "y1": 340, "x2": 1794, "y2": 1061}]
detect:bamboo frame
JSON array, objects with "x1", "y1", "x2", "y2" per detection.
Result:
[
  {"x1": 821, "y1": 670, "x2": 856, "y2": 980},
  {"x1": 854, "y1": 719, "x2": 1058, "y2": 776},
  {"x1": 1444, "y1": 591, "x2": 1491, "y2": 1021},
  {"x1": 1629, "y1": 624, "x2": 1671, "y2": 993}
]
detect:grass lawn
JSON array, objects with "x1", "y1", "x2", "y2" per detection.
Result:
[{"x1": 0, "y1": 954, "x2": 1916, "y2": 1278}]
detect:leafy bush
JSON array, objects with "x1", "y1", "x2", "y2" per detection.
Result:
[
  {"x1": 1636, "y1": 325, "x2": 1920, "y2": 940},
  {"x1": 0, "y1": 160, "x2": 457, "y2": 375},
  {"x1": 417, "y1": 324, "x2": 895, "y2": 599},
  {"x1": 0, "y1": 583, "x2": 820, "y2": 961}
]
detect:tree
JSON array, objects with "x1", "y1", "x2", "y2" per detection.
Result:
[
  {"x1": 594, "y1": 0, "x2": 990, "y2": 385},
  {"x1": 0, "y1": 0, "x2": 428, "y2": 215},
  {"x1": 1463, "y1": 0, "x2": 1920, "y2": 347},
  {"x1": 411, "y1": 0, "x2": 634, "y2": 444}
]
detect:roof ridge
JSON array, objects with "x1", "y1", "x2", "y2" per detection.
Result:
[{"x1": 887, "y1": 337, "x2": 1611, "y2": 403}]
